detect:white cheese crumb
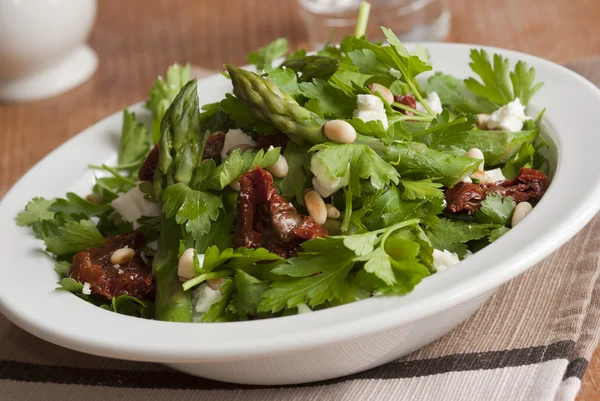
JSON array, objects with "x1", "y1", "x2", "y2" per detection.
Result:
[
  {"x1": 82, "y1": 282, "x2": 92, "y2": 295},
  {"x1": 310, "y1": 155, "x2": 350, "y2": 198},
  {"x1": 485, "y1": 168, "x2": 506, "y2": 182},
  {"x1": 432, "y1": 249, "x2": 460, "y2": 272},
  {"x1": 147, "y1": 240, "x2": 158, "y2": 251},
  {"x1": 118, "y1": 269, "x2": 124, "y2": 274},
  {"x1": 281, "y1": 66, "x2": 287, "y2": 70},
  {"x1": 113, "y1": 264, "x2": 120, "y2": 268},
  {"x1": 110, "y1": 186, "x2": 161, "y2": 229},
  {"x1": 479, "y1": 98, "x2": 531, "y2": 132},
  {"x1": 191, "y1": 283, "x2": 223, "y2": 321},
  {"x1": 140, "y1": 251, "x2": 148, "y2": 264},
  {"x1": 389, "y1": 68, "x2": 402, "y2": 80},
  {"x1": 462, "y1": 176, "x2": 473, "y2": 183},
  {"x1": 220, "y1": 128, "x2": 256, "y2": 160},
  {"x1": 416, "y1": 92, "x2": 443, "y2": 115},
  {"x1": 297, "y1": 304, "x2": 313, "y2": 314},
  {"x1": 354, "y1": 94, "x2": 388, "y2": 129}
]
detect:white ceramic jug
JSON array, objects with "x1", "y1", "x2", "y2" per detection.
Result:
[{"x1": 0, "y1": 0, "x2": 98, "y2": 102}]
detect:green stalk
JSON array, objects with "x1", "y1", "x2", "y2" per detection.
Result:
[
  {"x1": 391, "y1": 102, "x2": 432, "y2": 118},
  {"x1": 182, "y1": 270, "x2": 233, "y2": 292},
  {"x1": 341, "y1": 187, "x2": 353, "y2": 233},
  {"x1": 153, "y1": 216, "x2": 192, "y2": 322},
  {"x1": 354, "y1": 1, "x2": 371, "y2": 38},
  {"x1": 407, "y1": 81, "x2": 436, "y2": 116}
]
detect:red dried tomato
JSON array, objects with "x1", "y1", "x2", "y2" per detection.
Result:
[
  {"x1": 138, "y1": 144, "x2": 160, "y2": 181},
  {"x1": 393, "y1": 94, "x2": 417, "y2": 115},
  {"x1": 234, "y1": 167, "x2": 327, "y2": 258},
  {"x1": 203, "y1": 131, "x2": 226, "y2": 160},
  {"x1": 68, "y1": 232, "x2": 155, "y2": 300},
  {"x1": 445, "y1": 167, "x2": 549, "y2": 214}
]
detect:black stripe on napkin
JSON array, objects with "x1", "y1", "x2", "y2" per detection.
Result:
[{"x1": 0, "y1": 340, "x2": 583, "y2": 389}]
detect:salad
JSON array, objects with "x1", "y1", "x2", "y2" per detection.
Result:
[{"x1": 15, "y1": 2, "x2": 550, "y2": 322}]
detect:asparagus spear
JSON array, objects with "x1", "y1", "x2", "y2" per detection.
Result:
[
  {"x1": 357, "y1": 136, "x2": 481, "y2": 187},
  {"x1": 153, "y1": 79, "x2": 205, "y2": 322},
  {"x1": 226, "y1": 64, "x2": 326, "y2": 145},
  {"x1": 279, "y1": 56, "x2": 340, "y2": 82}
]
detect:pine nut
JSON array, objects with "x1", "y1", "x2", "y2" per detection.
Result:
[
  {"x1": 110, "y1": 247, "x2": 135, "y2": 265},
  {"x1": 230, "y1": 180, "x2": 241, "y2": 192},
  {"x1": 466, "y1": 148, "x2": 485, "y2": 172},
  {"x1": 471, "y1": 171, "x2": 493, "y2": 185},
  {"x1": 368, "y1": 83, "x2": 394, "y2": 105},
  {"x1": 207, "y1": 277, "x2": 226, "y2": 291},
  {"x1": 304, "y1": 189, "x2": 327, "y2": 225},
  {"x1": 511, "y1": 202, "x2": 533, "y2": 227},
  {"x1": 325, "y1": 204, "x2": 341, "y2": 219},
  {"x1": 178, "y1": 248, "x2": 196, "y2": 281},
  {"x1": 323, "y1": 120, "x2": 357, "y2": 144},
  {"x1": 86, "y1": 194, "x2": 100, "y2": 204},
  {"x1": 266, "y1": 154, "x2": 289, "y2": 178}
]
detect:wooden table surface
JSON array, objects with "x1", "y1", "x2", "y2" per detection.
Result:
[{"x1": 1, "y1": 0, "x2": 599, "y2": 399}]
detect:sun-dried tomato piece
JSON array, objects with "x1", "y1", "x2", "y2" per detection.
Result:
[
  {"x1": 445, "y1": 167, "x2": 549, "y2": 214},
  {"x1": 138, "y1": 144, "x2": 160, "y2": 181},
  {"x1": 393, "y1": 94, "x2": 417, "y2": 115},
  {"x1": 234, "y1": 167, "x2": 327, "y2": 258},
  {"x1": 255, "y1": 133, "x2": 289, "y2": 152},
  {"x1": 68, "y1": 232, "x2": 155, "y2": 300},
  {"x1": 203, "y1": 131, "x2": 226, "y2": 160}
]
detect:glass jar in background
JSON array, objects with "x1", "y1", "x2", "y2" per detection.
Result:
[{"x1": 297, "y1": 0, "x2": 450, "y2": 48}]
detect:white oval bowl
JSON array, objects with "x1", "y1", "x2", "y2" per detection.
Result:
[{"x1": 1, "y1": 43, "x2": 599, "y2": 385}]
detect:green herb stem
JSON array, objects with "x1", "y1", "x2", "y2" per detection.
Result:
[
  {"x1": 341, "y1": 187, "x2": 353, "y2": 233},
  {"x1": 411, "y1": 116, "x2": 469, "y2": 138},
  {"x1": 354, "y1": 1, "x2": 371, "y2": 39},
  {"x1": 391, "y1": 102, "x2": 431, "y2": 118},
  {"x1": 182, "y1": 269, "x2": 233, "y2": 292}
]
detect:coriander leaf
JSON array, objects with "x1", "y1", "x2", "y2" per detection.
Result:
[
  {"x1": 311, "y1": 142, "x2": 399, "y2": 195},
  {"x1": 465, "y1": 49, "x2": 513, "y2": 105},
  {"x1": 279, "y1": 142, "x2": 311, "y2": 205},
  {"x1": 412, "y1": 110, "x2": 475, "y2": 149},
  {"x1": 112, "y1": 295, "x2": 154, "y2": 319},
  {"x1": 259, "y1": 248, "x2": 355, "y2": 313},
  {"x1": 451, "y1": 128, "x2": 538, "y2": 166},
  {"x1": 202, "y1": 246, "x2": 282, "y2": 277},
  {"x1": 220, "y1": 94, "x2": 278, "y2": 134},
  {"x1": 476, "y1": 194, "x2": 516, "y2": 226},
  {"x1": 384, "y1": 258, "x2": 430, "y2": 295},
  {"x1": 205, "y1": 148, "x2": 280, "y2": 190},
  {"x1": 502, "y1": 142, "x2": 534, "y2": 180},
  {"x1": 427, "y1": 72, "x2": 497, "y2": 114},
  {"x1": 54, "y1": 261, "x2": 72, "y2": 276},
  {"x1": 194, "y1": 210, "x2": 234, "y2": 253},
  {"x1": 146, "y1": 63, "x2": 191, "y2": 143},
  {"x1": 304, "y1": 98, "x2": 324, "y2": 118},
  {"x1": 280, "y1": 55, "x2": 340, "y2": 82},
  {"x1": 489, "y1": 226, "x2": 510, "y2": 242},
  {"x1": 426, "y1": 218, "x2": 498, "y2": 257},
  {"x1": 399, "y1": 178, "x2": 444, "y2": 200},
  {"x1": 348, "y1": 117, "x2": 387, "y2": 139},
  {"x1": 228, "y1": 270, "x2": 270, "y2": 319},
  {"x1": 50, "y1": 192, "x2": 111, "y2": 217},
  {"x1": 201, "y1": 279, "x2": 235, "y2": 322},
  {"x1": 57, "y1": 278, "x2": 83, "y2": 292},
  {"x1": 510, "y1": 61, "x2": 544, "y2": 106},
  {"x1": 16, "y1": 197, "x2": 56, "y2": 226},
  {"x1": 248, "y1": 38, "x2": 288, "y2": 73},
  {"x1": 299, "y1": 78, "x2": 356, "y2": 118},
  {"x1": 354, "y1": 247, "x2": 395, "y2": 286},
  {"x1": 162, "y1": 183, "x2": 223, "y2": 239},
  {"x1": 119, "y1": 109, "x2": 151, "y2": 166},
  {"x1": 44, "y1": 220, "x2": 105, "y2": 256},
  {"x1": 266, "y1": 67, "x2": 302, "y2": 100}
]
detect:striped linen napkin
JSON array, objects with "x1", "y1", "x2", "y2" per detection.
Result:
[{"x1": 1, "y1": 61, "x2": 599, "y2": 401}]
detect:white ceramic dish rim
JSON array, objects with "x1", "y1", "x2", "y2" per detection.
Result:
[{"x1": 1, "y1": 43, "x2": 599, "y2": 364}]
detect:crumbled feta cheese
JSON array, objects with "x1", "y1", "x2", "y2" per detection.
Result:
[
  {"x1": 389, "y1": 68, "x2": 402, "y2": 80},
  {"x1": 281, "y1": 66, "x2": 287, "y2": 70},
  {"x1": 297, "y1": 304, "x2": 312, "y2": 314},
  {"x1": 354, "y1": 94, "x2": 388, "y2": 129},
  {"x1": 485, "y1": 168, "x2": 506, "y2": 182},
  {"x1": 113, "y1": 264, "x2": 120, "y2": 268},
  {"x1": 140, "y1": 251, "x2": 148, "y2": 264},
  {"x1": 462, "y1": 176, "x2": 473, "y2": 183},
  {"x1": 191, "y1": 283, "x2": 223, "y2": 321},
  {"x1": 416, "y1": 91, "x2": 443, "y2": 114},
  {"x1": 432, "y1": 249, "x2": 460, "y2": 272},
  {"x1": 82, "y1": 282, "x2": 91, "y2": 295},
  {"x1": 220, "y1": 128, "x2": 256, "y2": 160},
  {"x1": 146, "y1": 240, "x2": 158, "y2": 251},
  {"x1": 118, "y1": 269, "x2": 124, "y2": 274},
  {"x1": 111, "y1": 186, "x2": 161, "y2": 229},
  {"x1": 310, "y1": 155, "x2": 350, "y2": 198},
  {"x1": 479, "y1": 98, "x2": 531, "y2": 132}
]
